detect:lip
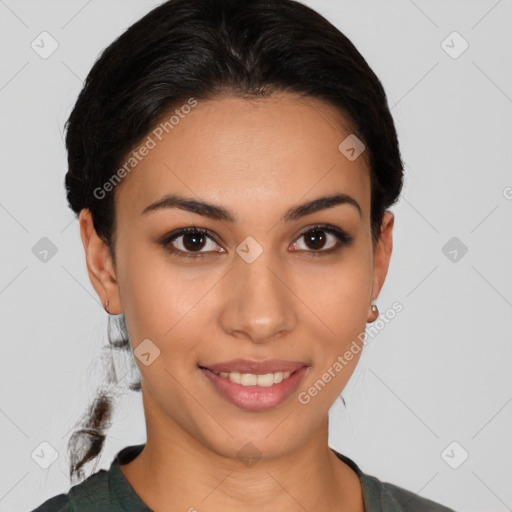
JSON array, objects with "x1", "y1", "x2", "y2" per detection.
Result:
[
  {"x1": 200, "y1": 365, "x2": 309, "y2": 411},
  {"x1": 199, "y1": 359, "x2": 308, "y2": 374}
]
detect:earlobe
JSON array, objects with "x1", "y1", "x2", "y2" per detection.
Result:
[{"x1": 79, "y1": 209, "x2": 121, "y2": 314}]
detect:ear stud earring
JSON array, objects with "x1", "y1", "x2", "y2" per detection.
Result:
[{"x1": 369, "y1": 302, "x2": 379, "y2": 322}]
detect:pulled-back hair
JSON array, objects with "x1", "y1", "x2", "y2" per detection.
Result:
[{"x1": 64, "y1": 0, "x2": 404, "y2": 483}]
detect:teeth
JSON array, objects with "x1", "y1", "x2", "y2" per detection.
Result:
[{"x1": 216, "y1": 370, "x2": 293, "y2": 387}]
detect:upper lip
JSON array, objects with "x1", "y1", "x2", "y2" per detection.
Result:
[{"x1": 200, "y1": 359, "x2": 308, "y2": 374}]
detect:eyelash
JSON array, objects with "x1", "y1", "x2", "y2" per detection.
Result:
[{"x1": 159, "y1": 224, "x2": 353, "y2": 259}]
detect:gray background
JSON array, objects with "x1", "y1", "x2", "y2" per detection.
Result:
[{"x1": 1, "y1": 1, "x2": 511, "y2": 510}]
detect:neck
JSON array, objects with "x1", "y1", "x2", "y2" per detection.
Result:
[{"x1": 120, "y1": 392, "x2": 364, "y2": 511}]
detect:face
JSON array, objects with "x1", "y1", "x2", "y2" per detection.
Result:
[{"x1": 80, "y1": 92, "x2": 393, "y2": 462}]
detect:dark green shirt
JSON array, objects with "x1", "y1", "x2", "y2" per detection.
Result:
[{"x1": 31, "y1": 444, "x2": 456, "y2": 511}]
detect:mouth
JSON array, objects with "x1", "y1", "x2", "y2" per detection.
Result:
[
  {"x1": 198, "y1": 360, "x2": 309, "y2": 411},
  {"x1": 199, "y1": 367, "x2": 299, "y2": 387}
]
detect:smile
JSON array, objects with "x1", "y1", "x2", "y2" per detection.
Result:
[
  {"x1": 211, "y1": 370, "x2": 294, "y2": 387},
  {"x1": 199, "y1": 364, "x2": 309, "y2": 411}
]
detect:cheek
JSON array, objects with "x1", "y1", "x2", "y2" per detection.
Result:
[
  {"x1": 117, "y1": 245, "x2": 220, "y2": 355},
  {"x1": 295, "y1": 254, "x2": 372, "y2": 331},
  {"x1": 294, "y1": 255, "x2": 371, "y2": 393}
]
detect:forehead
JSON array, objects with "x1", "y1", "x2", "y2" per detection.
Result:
[{"x1": 114, "y1": 93, "x2": 371, "y2": 222}]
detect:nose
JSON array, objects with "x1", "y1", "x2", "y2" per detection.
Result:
[{"x1": 219, "y1": 250, "x2": 297, "y2": 344}]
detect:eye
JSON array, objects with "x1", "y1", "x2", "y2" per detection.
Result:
[
  {"x1": 290, "y1": 224, "x2": 353, "y2": 255},
  {"x1": 160, "y1": 226, "x2": 224, "y2": 259}
]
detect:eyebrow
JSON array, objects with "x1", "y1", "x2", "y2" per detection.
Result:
[{"x1": 140, "y1": 192, "x2": 362, "y2": 222}]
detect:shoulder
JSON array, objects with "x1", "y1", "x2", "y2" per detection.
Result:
[
  {"x1": 331, "y1": 448, "x2": 456, "y2": 512},
  {"x1": 361, "y1": 472, "x2": 457, "y2": 511},
  {"x1": 31, "y1": 444, "x2": 148, "y2": 512},
  {"x1": 30, "y1": 469, "x2": 110, "y2": 512},
  {"x1": 30, "y1": 493, "x2": 71, "y2": 511}
]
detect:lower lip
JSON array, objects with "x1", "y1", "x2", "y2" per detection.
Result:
[{"x1": 200, "y1": 366, "x2": 308, "y2": 411}]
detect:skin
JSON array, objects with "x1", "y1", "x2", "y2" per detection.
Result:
[{"x1": 79, "y1": 92, "x2": 394, "y2": 512}]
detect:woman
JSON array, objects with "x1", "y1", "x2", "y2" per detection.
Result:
[{"x1": 32, "y1": 0, "x2": 456, "y2": 510}]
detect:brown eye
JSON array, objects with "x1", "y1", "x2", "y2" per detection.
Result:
[
  {"x1": 291, "y1": 225, "x2": 353, "y2": 255},
  {"x1": 161, "y1": 227, "x2": 224, "y2": 258},
  {"x1": 303, "y1": 229, "x2": 327, "y2": 250},
  {"x1": 182, "y1": 231, "x2": 207, "y2": 251}
]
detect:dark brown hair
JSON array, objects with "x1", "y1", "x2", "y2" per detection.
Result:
[{"x1": 64, "y1": 0, "x2": 404, "y2": 482}]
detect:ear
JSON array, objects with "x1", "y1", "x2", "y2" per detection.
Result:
[
  {"x1": 370, "y1": 210, "x2": 394, "y2": 305},
  {"x1": 79, "y1": 208, "x2": 122, "y2": 314}
]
